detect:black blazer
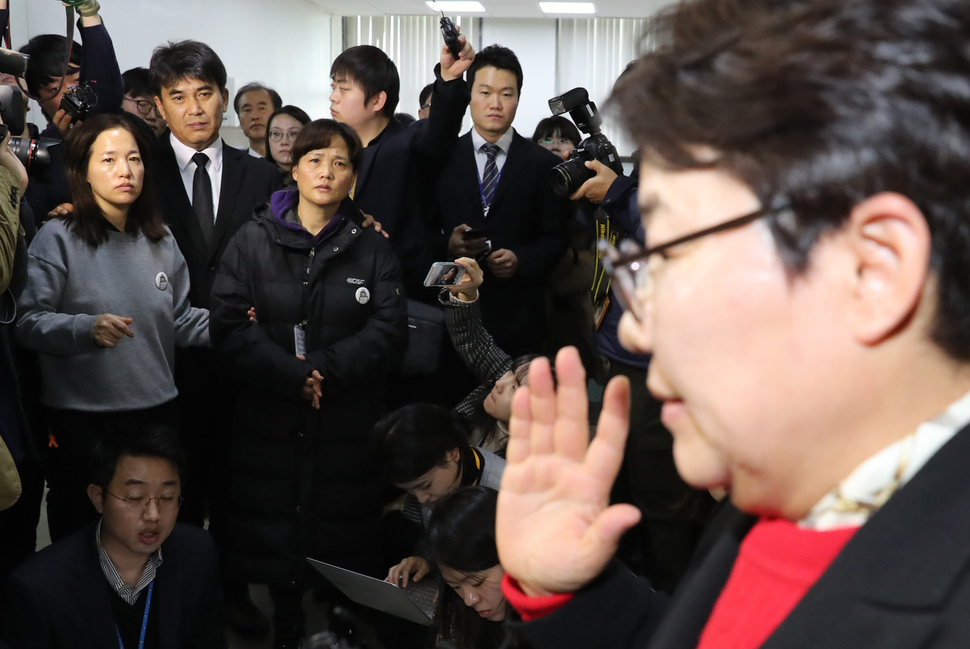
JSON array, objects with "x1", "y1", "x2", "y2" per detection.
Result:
[
  {"x1": 153, "y1": 138, "x2": 279, "y2": 309},
  {"x1": 0, "y1": 523, "x2": 227, "y2": 649},
  {"x1": 512, "y1": 422, "x2": 970, "y2": 649},
  {"x1": 352, "y1": 68, "x2": 468, "y2": 296},
  {"x1": 432, "y1": 130, "x2": 569, "y2": 354}
]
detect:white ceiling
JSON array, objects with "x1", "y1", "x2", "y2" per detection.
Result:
[{"x1": 305, "y1": 0, "x2": 676, "y2": 19}]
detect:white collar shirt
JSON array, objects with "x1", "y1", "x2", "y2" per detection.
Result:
[
  {"x1": 471, "y1": 127, "x2": 514, "y2": 181},
  {"x1": 169, "y1": 133, "x2": 223, "y2": 223}
]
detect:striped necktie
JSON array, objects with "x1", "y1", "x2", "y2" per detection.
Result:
[{"x1": 480, "y1": 143, "x2": 500, "y2": 215}]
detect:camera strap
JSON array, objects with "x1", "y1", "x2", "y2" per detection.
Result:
[{"x1": 591, "y1": 208, "x2": 617, "y2": 313}]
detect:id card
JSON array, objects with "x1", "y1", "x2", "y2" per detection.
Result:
[{"x1": 294, "y1": 325, "x2": 306, "y2": 357}]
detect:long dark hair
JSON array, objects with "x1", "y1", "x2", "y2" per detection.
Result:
[
  {"x1": 470, "y1": 354, "x2": 553, "y2": 454},
  {"x1": 424, "y1": 487, "x2": 506, "y2": 649},
  {"x1": 63, "y1": 113, "x2": 166, "y2": 248},
  {"x1": 371, "y1": 404, "x2": 477, "y2": 488}
]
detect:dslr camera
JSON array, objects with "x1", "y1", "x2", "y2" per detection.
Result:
[
  {"x1": 0, "y1": 49, "x2": 59, "y2": 176},
  {"x1": 547, "y1": 87, "x2": 623, "y2": 198}
]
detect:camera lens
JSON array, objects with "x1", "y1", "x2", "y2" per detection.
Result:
[{"x1": 549, "y1": 156, "x2": 593, "y2": 198}]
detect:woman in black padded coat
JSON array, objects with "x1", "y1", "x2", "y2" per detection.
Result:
[{"x1": 210, "y1": 119, "x2": 408, "y2": 648}]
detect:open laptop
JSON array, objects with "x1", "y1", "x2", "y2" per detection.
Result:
[{"x1": 308, "y1": 558, "x2": 439, "y2": 626}]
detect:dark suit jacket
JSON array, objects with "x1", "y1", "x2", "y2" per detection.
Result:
[
  {"x1": 432, "y1": 131, "x2": 569, "y2": 355},
  {"x1": 353, "y1": 67, "x2": 468, "y2": 297},
  {"x1": 153, "y1": 138, "x2": 279, "y2": 309},
  {"x1": 512, "y1": 422, "x2": 970, "y2": 649},
  {"x1": 0, "y1": 523, "x2": 227, "y2": 649}
]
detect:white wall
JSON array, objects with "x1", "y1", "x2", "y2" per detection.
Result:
[
  {"x1": 8, "y1": 3, "x2": 632, "y2": 154},
  {"x1": 11, "y1": 0, "x2": 335, "y2": 146},
  {"x1": 480, "y1": 18, "x2": 558, "y2": 140}
]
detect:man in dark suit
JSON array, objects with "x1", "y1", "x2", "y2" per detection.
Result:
[
  {"x1": 329, "y1": 39, "x2": 473, "y2": 296},
  {"x1": 493, "y1": 1, "x2": 970, "y2": 648},
  {"x1": 149, "y1": 39, "x2": 278, "y2": 639},
  {"x1": 0, "y1": 425, "x2": 226, "y2": 649},
  {"x1": 432, "y1": 45, "x2": 569, "y2": 358}
]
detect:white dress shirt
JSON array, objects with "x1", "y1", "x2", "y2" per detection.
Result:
[
  {"x1": 169, "y1": 133, "x2": 223, "y2": 223},
  {"x1": 471, "y1": 127, "x2": 515, "y2": 182}
]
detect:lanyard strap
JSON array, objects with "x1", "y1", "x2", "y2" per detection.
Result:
[
  {"x1": 116, "y1": 581, "x2": 154, "y2": 649},
  {"x1": 477, "y1": 168, "x2": 504, "y2": 217}
]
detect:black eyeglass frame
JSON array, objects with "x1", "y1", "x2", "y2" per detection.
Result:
[{"x1": 599, "y1": 203, "x2": 790, "y2": 318}]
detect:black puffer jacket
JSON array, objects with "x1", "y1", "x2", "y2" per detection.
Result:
[{"x1": 210, "y1": 192, "x2": 408, "y2": 587}]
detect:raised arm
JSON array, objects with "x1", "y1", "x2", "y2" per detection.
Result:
[
  {"x1": 496, "y1": 347, "x2": 641, "y2": 597},
  {"x1": 443, "y1": 257, "x2": 513, "y2": 383}
]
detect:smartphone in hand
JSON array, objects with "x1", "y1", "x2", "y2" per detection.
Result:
[{"x1": 424, "y1": 261, "x2": 466, "y2": 287}]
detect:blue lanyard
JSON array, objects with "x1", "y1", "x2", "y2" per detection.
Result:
[
  {"x1": 477, "y1": 167, "x2": 504, "y2": 218},
  {"x1": 116, "y1": 581, "x2": 154, "y2": 649}
]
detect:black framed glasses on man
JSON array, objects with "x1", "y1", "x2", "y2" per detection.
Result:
[{"x1": 123, "y1": 96, "x2": 160, "y2": 117}]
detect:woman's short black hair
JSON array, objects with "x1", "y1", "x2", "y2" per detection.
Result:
[
  {"x1": 371, "y1": 404, "x2": 474, "y2": 486},
  {"x1": 289, "y1": 119, "x2": 363, "y2": 173},
  {"x1": 63, "y1": 113, "x2": 167, "y2": 248},
  {"x1": 610, "y1": 0, "x2": 970, "y2": 360},
  {"x1": 424, "y1": 487, "x2": 507, "y2": 649},
  {"x1": 531, "y1": 116, "x2": 581, "y2": 148},
  {"x1": 264, "y1": 105, "x2": 312, "y2": 167},
  {"x1": 149, "y1": 40, "x2": 227, "y2": 95}
]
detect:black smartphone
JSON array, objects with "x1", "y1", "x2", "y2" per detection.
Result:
[{"x1": 462, "y1": 227, "x2": 488, "y2": 240}]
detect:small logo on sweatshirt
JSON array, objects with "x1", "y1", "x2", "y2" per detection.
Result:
[
  {"x1": 347, "y1": 277, "x2": 366, "y2": 285},
  {"x1": 356, "y1": 287, "x2": 370, "y2": 305},
  {"x1": 155, "y1": 272, "x2": 169, "y2": 291}
]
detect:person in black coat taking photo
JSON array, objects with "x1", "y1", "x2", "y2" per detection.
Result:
[{"x1": 210, "y1": 119, "x2": 408, "y2": 649}]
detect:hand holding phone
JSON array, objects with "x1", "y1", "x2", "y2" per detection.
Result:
[{"x1": 424, "y1": 261, "x2": 466, "y2": 287}]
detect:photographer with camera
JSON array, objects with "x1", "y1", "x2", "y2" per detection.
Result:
[
  {"x1": 13, "y1": 0, "x2": 123, "y2": 219},
  {"x1": 569, "y1": 150, "x2": 712, "y2": 594}
]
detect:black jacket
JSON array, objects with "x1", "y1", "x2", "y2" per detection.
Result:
[
  {"x1": 513, "y1": 422, "x2": 970, "y2": 649},
  {"x1": 0, "y1": 523, "x2": 226, "y2": 649},
  {"x1": 210, "y1": 194, "x2": 408, "y2": 586},
  {"x1": 431, "y1": 131, "x2": 569, "y2": 356},
  {"x1": 154, "y1": 139, "x2": 280, "y2": 310},
  {"x1": 353, "y1": 66, "x2": 469, "y2": 297}
]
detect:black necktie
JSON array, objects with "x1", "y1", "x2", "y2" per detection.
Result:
[
  {"x1": 480, "y1": 143, "x2": 500, "y2": 216},
  {"x1": 191, "y1": 152, "x2": 214, "y2": 245}
]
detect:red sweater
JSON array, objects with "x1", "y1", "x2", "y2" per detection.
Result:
[{"x1": 696, "y1": 518, "x2": 858, "y2": 649}]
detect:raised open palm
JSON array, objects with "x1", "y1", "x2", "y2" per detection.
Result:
[{"x1": 496, "y1": 347, "x2": 642, "y2": 597}]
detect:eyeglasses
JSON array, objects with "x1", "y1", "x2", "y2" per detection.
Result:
[
  {"x1": 107, "y1": 491, "x2": 183, "y2": 515},
  {"x1": 124, "y1": 97, "x2": 159, "y2": 116},
  {"x1": 599, "y1": 203, "x2": 789, "y2": 321},
  {"x1": 269, "y1": 129, "x2": 301, "y2": 142},
  {"x1": 420, "y1": 102, "x2": 431, "y2": 111},
  {"x1": 540, "y1": 137, "x2": 572, "y2": 146}
]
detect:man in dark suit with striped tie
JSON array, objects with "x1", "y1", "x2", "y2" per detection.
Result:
[{"x1": 432, "y1": 45, "x2": 569, "y2": 358}]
